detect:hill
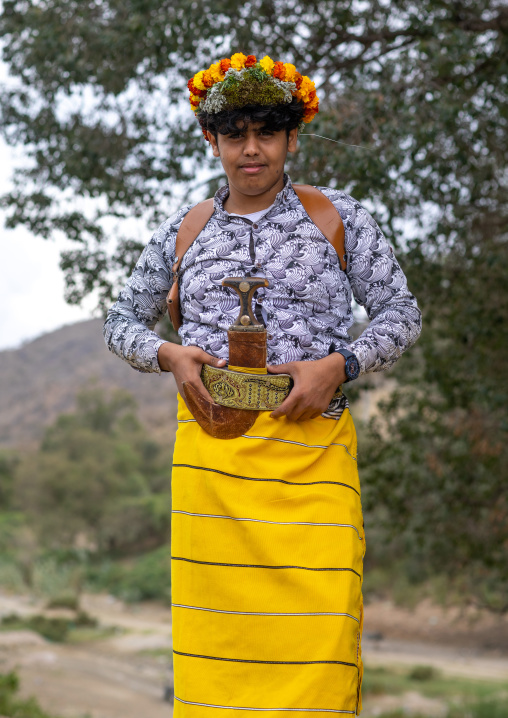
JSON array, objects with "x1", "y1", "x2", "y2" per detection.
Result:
[{"x1": 0, "y1": 319, "x2": 178, "y2": 449}]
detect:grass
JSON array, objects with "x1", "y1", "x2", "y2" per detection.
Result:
[
  {"x1": 363, "y1": 664, "x2": 508, "y2": 717},
  {"x1": 0, "y1": 610, "x2": 99, "y2": 643}
]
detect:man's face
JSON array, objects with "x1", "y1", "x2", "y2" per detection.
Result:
[{"x1": 207, "y1": 122, "x2": 298, "y2": 199}]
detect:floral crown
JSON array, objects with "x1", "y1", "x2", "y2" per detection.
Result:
[{"x1": 188, "y1": 53, "x2": 319, "y2": 137}]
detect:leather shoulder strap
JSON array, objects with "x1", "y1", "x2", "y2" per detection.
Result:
[
  {"x1": 293, "y1": 184, "x2": 346, "y2": 270},
  {"x1": 166, "y1": 198, "x2": 215, "y2": 331},
  {"x1": 173, "y1": 198, "x2": 215, "y2": 273}
]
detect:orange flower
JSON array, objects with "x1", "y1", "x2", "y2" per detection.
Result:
[
  {"x1": 220, "y1": 58, "x2": 231, "y2": 73},
  {"x1": 272, "y1": 61, "x2": 285, "y2": 80},
  {"x1": 303, "y1": 105, "x2": 318, "y2": 123},
  {"x1": 187, "y1": 78, "x2": 206, "y2": 97},
  {"x1": 307, "y1": 93, "x2": 319, "y2": 110},
  {"x1": 245, "y1": 54, "x2": 257, "y2": 68},
  {"x1": 294, "y1": 72, "x2": 303, "y2": 89},
  {"x1": 202, "y1": 69, "x2": 214, "y2": 88},
  {"x1": 296, "y1": 75, "x2": 314, "y2": 103}
]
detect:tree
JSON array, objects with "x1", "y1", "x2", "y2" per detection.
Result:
[
  {"x1": 1, "y1": 1, "x2": 507, "y2": 603},
  {"x1": 15, "y1": 387, "x2": 174, "y2": 553},
  {"x1": 1, "y1": 1, "x2": 506, "y2": 303}
]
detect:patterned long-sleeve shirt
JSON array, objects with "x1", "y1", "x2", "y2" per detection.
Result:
[{"x1": 104, "y1": 175, "x2": 421, "y2": 416}]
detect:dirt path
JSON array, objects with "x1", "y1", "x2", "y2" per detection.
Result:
[{"x1": 1, "y1": 593, "x2": 507, "y2": 718}]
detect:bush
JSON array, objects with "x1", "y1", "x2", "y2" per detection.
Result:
[
  {"x1": 2, "y1": 613, "x2": 70, "y2": 643},
  {"x1": 0, "y1": 670, "x2": 60, "y2": 717},
  {"x1": 409, "y1": 665, "x2": 438, "y2": 681},
  {"x1": 46, "y1": 594, "x2": 80, "y2": 611},
  {"x1": 1, "y1": 610, "x2": 97, "y2": 642},
  {"x1": 86, "y1": 545, "x2": 171, "y2": 603}
]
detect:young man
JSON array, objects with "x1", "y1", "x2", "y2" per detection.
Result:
[{"x1": 104, "y1": 53, "x2": 421, "y2": 716}]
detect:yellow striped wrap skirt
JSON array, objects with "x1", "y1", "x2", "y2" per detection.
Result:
[{"x1": 171, "y1": 396, "x2": 365, "y2": 716}]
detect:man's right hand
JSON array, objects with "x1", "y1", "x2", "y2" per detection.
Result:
[{"x1": 157, "y1": 342, "x2": 226, "y2": 405}]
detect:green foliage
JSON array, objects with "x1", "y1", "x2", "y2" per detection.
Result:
[
  {"x1": 1, "y1": 609, "x2": 97, "y2": 642},
  {"x1": 0, "y1": 670, "x2": 61, "y2": 718},
  {"x1": 0, "y1": 555, "x2": 26, "y2": 593},
  {"x1": 219, "y1": 69, "x2": 288, "y2": 109},
  {"x1": 0, "y1": 451, "x2": 18, "y2": 510},
  {"x1": 409, "y1": 665, "x2": 438, "y2": 682},
  {"x1": 362, "y1": 664, "x2": 508, "y2": 707},
  {"x1": 85, "y1": 545, "x2": 172, "y2": 603},
  {"x1": 360, "y1": 378, "x2": 508, "y2": 611},
  {"x1": 465, "y1": 700, "x2": 508, "y2": 718},
  {"x1": 13, "y1": 387, "x2": 173, "y2": 554},
  {"x1": 1, "y1": 1, "x2": 506, "y2": 303},
  {"x1": 46, "y1": 594, "x2": 80, "y2": 611}
]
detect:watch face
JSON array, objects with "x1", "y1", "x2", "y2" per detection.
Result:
[{"x1": 345, "y1": 356, "x2": 360, "y2": 380}]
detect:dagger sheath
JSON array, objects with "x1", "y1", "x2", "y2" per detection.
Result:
[{"x1": 182, "y1": 277, "x2": 269, "y2": 439}]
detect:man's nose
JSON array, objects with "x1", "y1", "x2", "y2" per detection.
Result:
[{"x1": 243, "y1": 135, "x2": 260, "y2": 155}]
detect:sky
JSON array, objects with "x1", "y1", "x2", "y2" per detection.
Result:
[
  {"x1": 0, "y1": 54, "x2": 96, "y2": 352},
  {"x1": 0, "y1": 139, "x2": 96, "y2": 352}
]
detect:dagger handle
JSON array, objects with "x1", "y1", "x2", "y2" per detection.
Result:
[{"x1": 222, "y1": 276, "x2": 269, "y2": 331}]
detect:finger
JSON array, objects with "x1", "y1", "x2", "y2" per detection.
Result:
[
  {"x1": 280, "y1": 400, "x2": 323, "y2": 422},
  {"x1": 200, "y1": 352, "x2": 227, "y2": 367},
  {"x1": 194, "y1": 378, "x2": 214, "y2": 404},
  {"x1": 297, "y1": 409, "x2": 322, "y2": 422},
  {"x1": 285, "y1": 406, "x2": 309, "y2": 422},
  {"x1": 267, "y1": 362, "x2": 293, "y2": 375},
  {"x1": 270, "y1": 393, "x2": 300, "y2": 419},
  {"x1": 182, "y1": 377, "x2": 215, "y2": 405}
]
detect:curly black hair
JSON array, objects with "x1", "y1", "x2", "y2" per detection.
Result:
[{"x1": 198, "y1": 97, "x2": 305, "y2": 139}]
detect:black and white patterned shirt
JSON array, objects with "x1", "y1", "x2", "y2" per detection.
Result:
[{"x1": 104, "y1": 176, "x2": 421, "y2": 416}]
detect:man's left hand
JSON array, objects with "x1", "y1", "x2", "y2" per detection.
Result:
[{"x1": 268, "y1": 353, "x2": 347, "y2": 421}]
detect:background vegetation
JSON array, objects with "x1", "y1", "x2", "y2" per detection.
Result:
[
  {"x1": 0, "y1": 0, "x2": 506, "y2": 613},
  {"x1": 0, "y1": 388, "x2": 173, "y2": 604}
]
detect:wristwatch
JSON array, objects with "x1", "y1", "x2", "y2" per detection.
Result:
[{"x1": 335, "y1": 347, "x2": 360, "y2": 382}]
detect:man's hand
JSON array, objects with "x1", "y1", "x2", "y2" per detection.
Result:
[
  {"x1": 157, "y1": 342, "x2": 226, "y2": 405},
  {"x1": 268, "y1": 353, "x2": 346, "y2": 421}
]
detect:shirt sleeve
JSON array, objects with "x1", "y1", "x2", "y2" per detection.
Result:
[
  {"x1": 340, "y1": 199, "x2": 422, "y2": 375},
  {"x1": 103, "y1": 208, "x2": 188, "y2": 373}
]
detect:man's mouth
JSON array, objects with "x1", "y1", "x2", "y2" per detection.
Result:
[{"x1": 240, "y1": 163, "x2": 265, "y2": 174}]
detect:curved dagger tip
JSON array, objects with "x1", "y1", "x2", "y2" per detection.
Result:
[{"x1": 182, "y1": 381, "x2": 258, "y2": 440}]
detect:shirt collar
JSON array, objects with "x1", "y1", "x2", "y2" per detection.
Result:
[{"x1": 213, "y1": 174, "x2": 294, "y2": 218}]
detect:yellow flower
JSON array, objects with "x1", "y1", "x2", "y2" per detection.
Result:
[
  {"x1": 209, "y1": 61, "x2": 224, "y2": 83},
  {"x1": 230, "y1": 52, "x2": 247, "y2": 70},
  {"x1": 297, "y1": 76, "x2": 314, "y2": 102},
  {"x1": 259, "y1": 55, "x2": 275, "y2": 75},
  {"x1": 193, "y1": 71, "x2": 206, "y2": 91},
  {"x1": 283, "y1": 63, "x2": 297, "y2": 82}
]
